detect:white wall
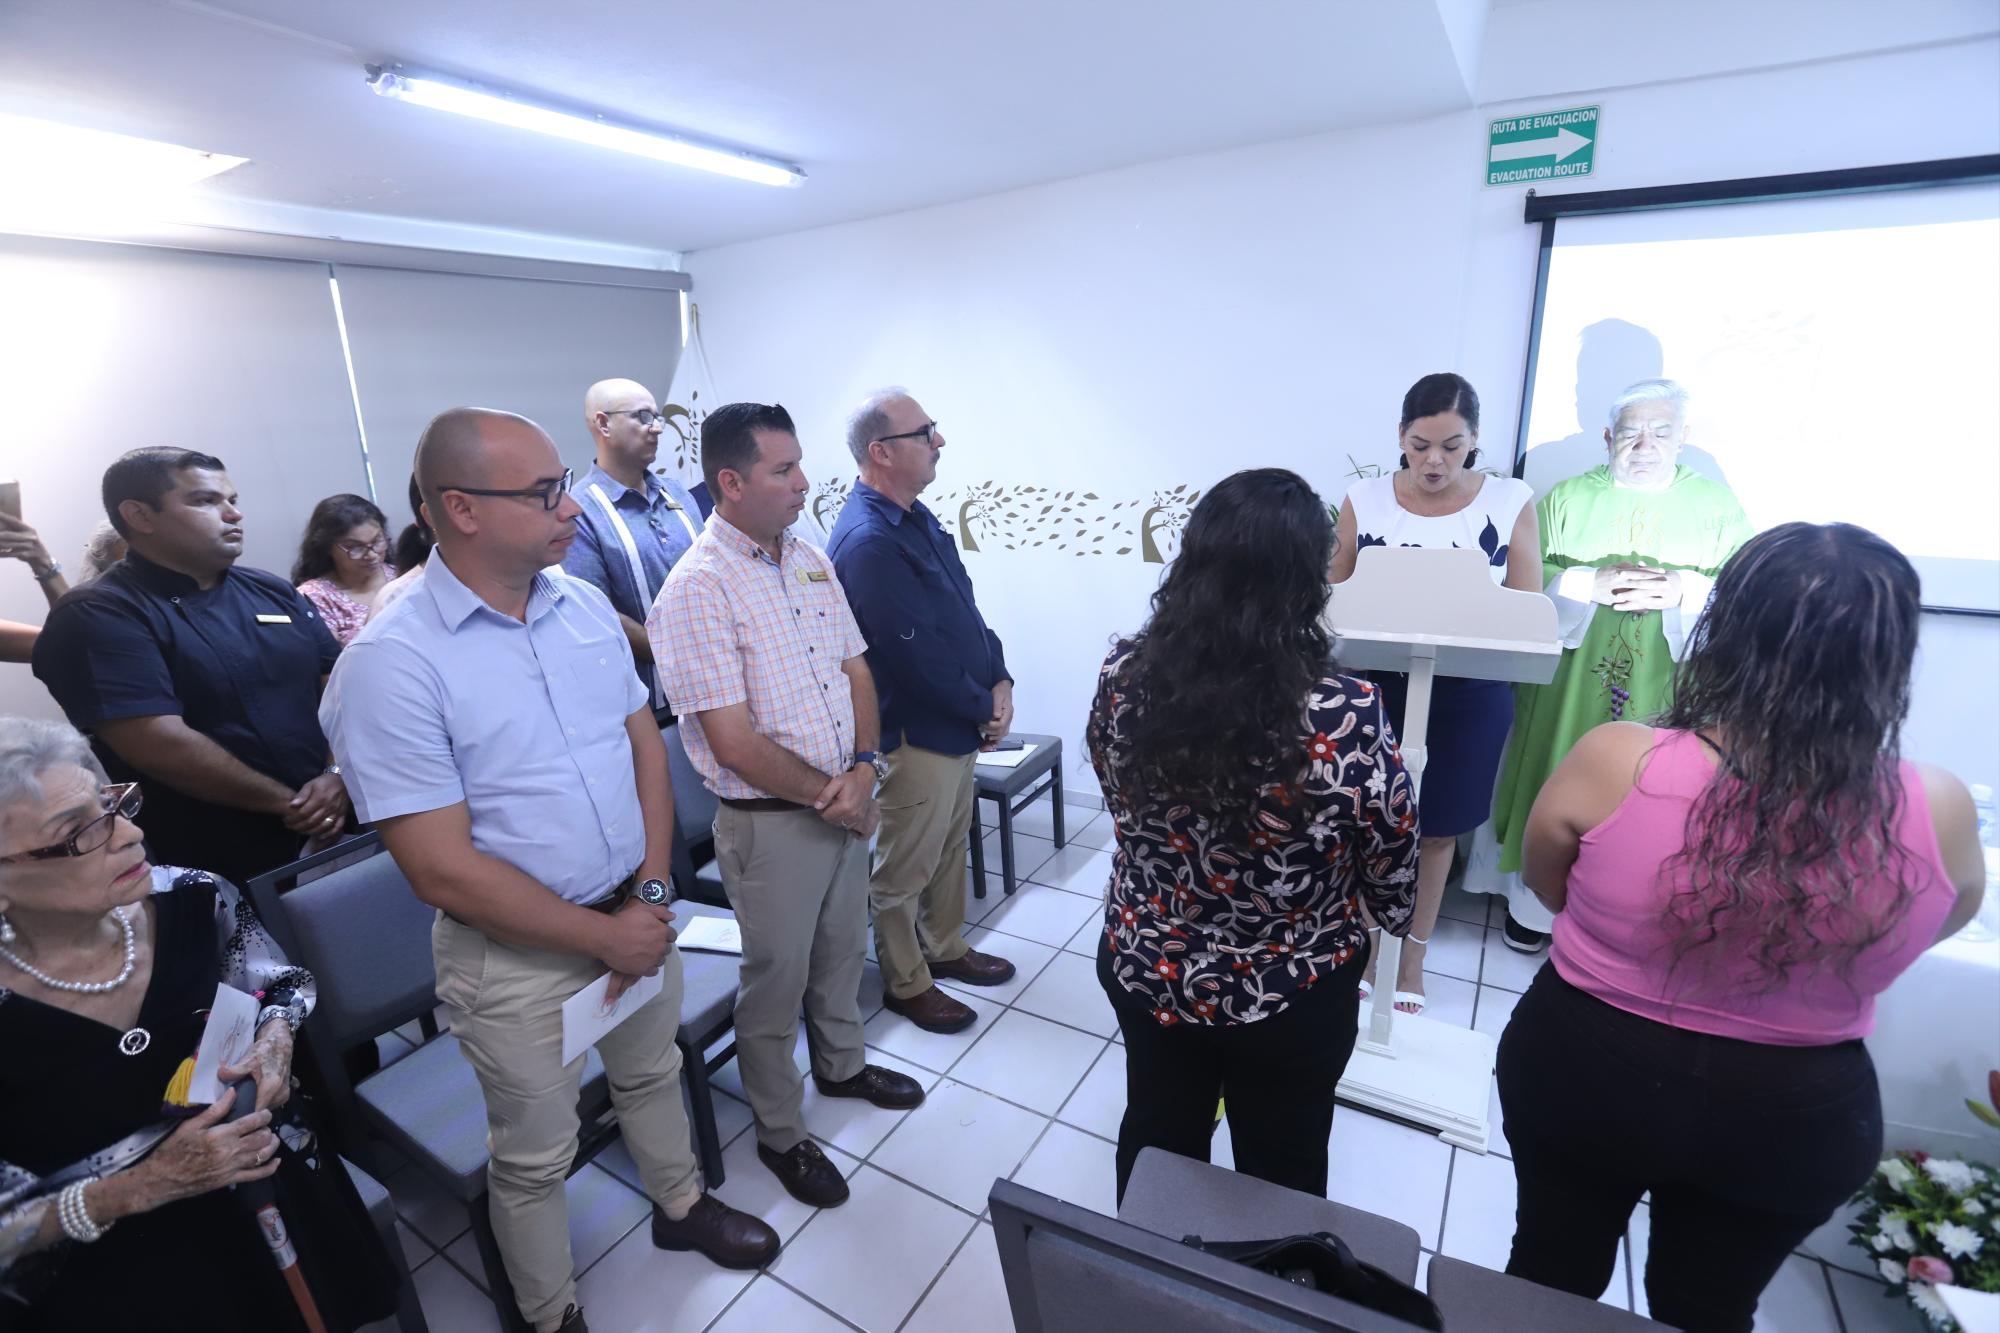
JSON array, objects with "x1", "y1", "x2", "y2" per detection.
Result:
[{"x1": 687, "y1": 36, "x2": 2000, "y2": 799}]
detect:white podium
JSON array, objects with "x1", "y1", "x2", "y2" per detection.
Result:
[{"x1": 1328, "y1": 547, "x2": 1560, "y2": 1151}]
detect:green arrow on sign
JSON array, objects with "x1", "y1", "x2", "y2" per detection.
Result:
[
  {"x1": 1491, "y1": 126, "x2": 1592, "y2": 164},
  {"x1": 1487, "y1": 105, "x2": 1599, "y2": 186}
]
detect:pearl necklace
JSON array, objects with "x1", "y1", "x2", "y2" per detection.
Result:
[{"x1": 0, "y1": 906, "x2": 138, "y2": 994}]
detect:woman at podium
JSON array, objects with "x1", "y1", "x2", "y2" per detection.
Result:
[{"x1": 1332, "y1": 374, "x2": 1541, "y2": 1014}]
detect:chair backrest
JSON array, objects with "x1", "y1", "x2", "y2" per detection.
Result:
[
  {"x1": 989, "y1": 1180, "x2": 1432, "y2": 1333},
  {"x1": 663, "y1": 721, "x2": 719, "y2": 843},
  {"x1": 245, "y1": 834, "x2": 439, "y2": 1050},
  {"x1": 1424, "y1": 1256, "x2": 1670, "y2": 1331}
]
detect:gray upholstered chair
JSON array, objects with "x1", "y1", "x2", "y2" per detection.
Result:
[
  {"x1": 346, "y1": 1157, "x2": 429, "y2": 1333},
  {"x1": 663, "y1": 721, "x2": 729, "y2": 906},
  {"x1": 1117, "y1": 1147, "x2": 1421, "y2": 1283},
  {"x1": 1425, "y1": 1255, "x2": 1674, "y2": 1332},
  {"x1": 248, "y1": 836, "x2": 741, "y2": 1333}
]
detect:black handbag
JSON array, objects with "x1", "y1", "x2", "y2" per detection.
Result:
[{"x1": 1180, "y1": 1230, "x2": 1445, "y2": 1330}]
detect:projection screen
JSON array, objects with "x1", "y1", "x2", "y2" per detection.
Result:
[{"x1": 1516, "y1": 178, "x2": 2000, "y2": 613}]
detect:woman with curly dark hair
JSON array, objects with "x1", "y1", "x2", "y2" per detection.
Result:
[
  {"x1": 1497, "y1": 522, "x2": 1985, "y2": 1333},
  {"x1": 1089, "y1": 467, "x2": 1419, "y2": 1203},
  {"x1": 291, "y1": 494, "x2": 395, "y2": 646}
]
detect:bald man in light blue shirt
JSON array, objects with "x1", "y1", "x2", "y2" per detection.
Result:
[{"x1": 320, "y1": 406, "x2": 774, "y2": 1333}]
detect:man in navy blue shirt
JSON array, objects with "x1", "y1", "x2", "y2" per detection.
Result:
[
  {"x1": 827, "y1": 390, "x2": 1016, "y2": 1034},
  {"x1": 32, "y1": 448, "x2": 348, "y2": 887}
]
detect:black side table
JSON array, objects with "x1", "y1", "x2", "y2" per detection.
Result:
[{"x1": 969, "y1": 732, "x2": 1065, "y2": 899}]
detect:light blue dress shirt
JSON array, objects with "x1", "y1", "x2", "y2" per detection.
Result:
[{"x1": 319, "y1": 548, "x2": 650, "y2": 904}]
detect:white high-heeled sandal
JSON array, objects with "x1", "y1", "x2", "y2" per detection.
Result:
[{"x1": 1392, "y1": 931, "x2": 1431, "y2": 1014}]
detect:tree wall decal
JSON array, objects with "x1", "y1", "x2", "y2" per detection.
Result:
[
  {"x1": 658, "y1": 391, "x2": 705, "y2": 476},
  {"x1": 810, "y1": 478, "x2": 850, "y2": 531},
  {"x1": 1140, "y1": 485, "x2": 1200, "y2": 563},
  {"x1": 955, "y1": 482, "x2": 1005, "y2": 551}
]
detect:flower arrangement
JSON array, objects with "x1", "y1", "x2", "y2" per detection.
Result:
[{"x1": 1849, "y1": 1073, "x2": 2000, "y2": 1328}]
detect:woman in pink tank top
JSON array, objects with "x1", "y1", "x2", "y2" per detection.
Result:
[{"x1": 1494, "y1": 523, "x2": 1985, "y2": 1333}]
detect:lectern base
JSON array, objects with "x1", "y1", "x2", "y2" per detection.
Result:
[{"x1": 1337, "y1": 1013, "x2": 1498, "y2": 1153}]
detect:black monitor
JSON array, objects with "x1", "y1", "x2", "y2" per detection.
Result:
[{"x1": 989, "y1": 1180, "x2": 1437, "y2": 1333}]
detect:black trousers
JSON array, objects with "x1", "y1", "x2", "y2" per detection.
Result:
[
  {"x1": 1099, "y1": 939, "x2": 1368, "y2": 1204},
  {"x1": 1496, "y1": 964, "x2": 1882, "y2": 1333}
]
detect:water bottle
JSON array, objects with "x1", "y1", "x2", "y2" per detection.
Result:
[
  {"x1": 1975, "y1": 784, "x2": 1999, "y2": 848},
  {"x1": 1963, "y1": 784, "x2": 1999, "y2": 942}
]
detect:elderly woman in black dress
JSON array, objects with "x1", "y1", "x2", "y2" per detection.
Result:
[{"x1": 0, "y1": 716, "x2": 391, "y2": 1328}]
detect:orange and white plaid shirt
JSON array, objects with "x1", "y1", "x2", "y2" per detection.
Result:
[{"x1": 648, "y1": 512, "x2": 870, "y2": 799}]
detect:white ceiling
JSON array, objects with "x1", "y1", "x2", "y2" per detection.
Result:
[
  {"x1": 0, "y1": 0, "x2": 1479, "y2": 256},
  {"x1": 2, "y1": 0, "x2": 1993, "y2": 261}
]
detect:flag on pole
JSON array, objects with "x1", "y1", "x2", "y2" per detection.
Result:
[{"x1": 662, "y1": 296, "x2": 718, "y2": 515}]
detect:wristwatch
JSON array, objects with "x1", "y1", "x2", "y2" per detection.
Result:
[
  {"x1": 31, "y1": 560, "x2": 62, "y2": 584},
  {"x1": 636, "y1": 877, "x2": 671, "y2": 907},
  {"x1": 852, "y1": 751, "x2": 888, "y2": 783}
]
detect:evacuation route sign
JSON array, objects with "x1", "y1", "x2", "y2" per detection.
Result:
[{"x1": 1486, "y1": 105, "x2": 1599, "y2": 186}]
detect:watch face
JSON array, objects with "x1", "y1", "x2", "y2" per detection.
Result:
[{"x1": 637, "y1": 878, "x2": 670, "y2": 905}]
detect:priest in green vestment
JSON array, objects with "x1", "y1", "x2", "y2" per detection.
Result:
[{"x1": 1488, "y1": 380, "x2": 1753, "y2": 940}]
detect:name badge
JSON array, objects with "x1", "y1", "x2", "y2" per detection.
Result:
[
  {"x1": 798, "y1": 570, "x2": 830, "y2": 584},
  {"x1": 255, "y1": 614, "x2": 292, "y2": 624}
]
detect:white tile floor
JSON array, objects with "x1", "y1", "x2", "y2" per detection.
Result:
[{"x1": 374, "y1": 806, "x2": 1917, "y2": 1332}]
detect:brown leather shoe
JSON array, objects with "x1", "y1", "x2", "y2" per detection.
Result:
[
  {"x1": 812, "y1": 1063, "x2": 926, "y2": 1109},
  {"x1": 883, "y1": 984, "x2": 976, "y2": 1033},
  {"x1": 930, "y1": 947, "x2": 1016, "y2": 986},
  {"x1": 758, "y1": 1139, "x2": 850, "y2": 1207},
  {"x1": 651, "y1": 1193, "x2": 780, "y2": 1270}
]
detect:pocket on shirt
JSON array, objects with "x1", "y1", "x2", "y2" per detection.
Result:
[{"x1": 567, "y1": 652, "x2": 636, "y2": 715}]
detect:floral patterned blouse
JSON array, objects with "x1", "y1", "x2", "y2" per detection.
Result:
[
  {"x1": 1088, "y1": 646, "x2": 1420, "y2": 1026},
  {"x1": 297, "y1": 571, "x2": 396, "y2": 647}
]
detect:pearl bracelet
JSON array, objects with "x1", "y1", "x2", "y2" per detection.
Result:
[{"x1": 56, "y1": 1177, "x2": 109, "y2": 1244}]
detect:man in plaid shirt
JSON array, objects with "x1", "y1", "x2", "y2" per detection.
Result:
[{"x1": 649, "y1": 403, "x2": 925, "y2": 1210}]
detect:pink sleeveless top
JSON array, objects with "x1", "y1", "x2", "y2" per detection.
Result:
[{"x1": 1550, "y1": 729, "x2": 1958, "y2": 1045}]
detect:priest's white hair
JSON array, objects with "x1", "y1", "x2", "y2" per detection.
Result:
[{"x1": 1607, "y1": 378, "x2": 1690, "y2": 430}]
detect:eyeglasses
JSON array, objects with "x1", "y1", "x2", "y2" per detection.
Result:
[
  {"x1": 0, "y1": 783, "x2": 143, "y2": 863},
  {"x1": 877, "y1": 421, "x2": 940, "y2": 446},
  {"x1": 605, "y1": 408, "x2": 667, "y2": 428},
  {"x1": 437, "y1": 468, "x2": 574, "y2": 511},
  {"x1": 337, "y1": 536, "x2": 390, "y2": 560}
]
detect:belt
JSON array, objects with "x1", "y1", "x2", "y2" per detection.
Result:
[
  {"x1": 718, "y1": 796, "x2": 809, "y2": 814},
  {"x1": 582, "y1": 871, "x2": 640, "y2": 914},
  {"x1": 443, "y1": 871, "x2": 639, "y2": 928}
]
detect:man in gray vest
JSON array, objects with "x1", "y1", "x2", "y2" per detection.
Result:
[{"x1": 562, "y1": 378, "x2": 704, "y2": 704}]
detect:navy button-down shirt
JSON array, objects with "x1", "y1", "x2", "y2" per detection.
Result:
[
  {"x1": 31, "y1": 550, "x2": 341, "y2": 884},
  {"x1": 826, "y1": 480, "x2": 1010, "y2": 756}
]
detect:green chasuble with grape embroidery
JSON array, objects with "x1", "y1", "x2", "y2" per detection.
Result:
[{"x1": 1490, "y1": 465, "x2": 1751, "y2": 873}]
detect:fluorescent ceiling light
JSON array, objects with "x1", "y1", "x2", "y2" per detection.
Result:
[
  {"x1": 0, "y1": 114, "x2": 246, "y2": 192},
  {"x1": 0, "y1": 114, "x2": 247, "y2": 234},
  {"x1": 366, "y1": 66, "x2": 804, "y2": 189}
]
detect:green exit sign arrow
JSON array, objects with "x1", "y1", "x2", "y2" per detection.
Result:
[{"x1": 1487, "y1": 106, "x2": 1599, "y2": 186}]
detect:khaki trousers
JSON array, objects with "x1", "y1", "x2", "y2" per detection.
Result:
[
  {"x1": 871, "y1": 745, "x2": 976, "y2": 1000},
  {"x1": 712, "y1": 805, "x2": 869, "y2": 1151},
  {"x1": 433, "y1": 913, "x2": 702, "y2": 1326}
]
